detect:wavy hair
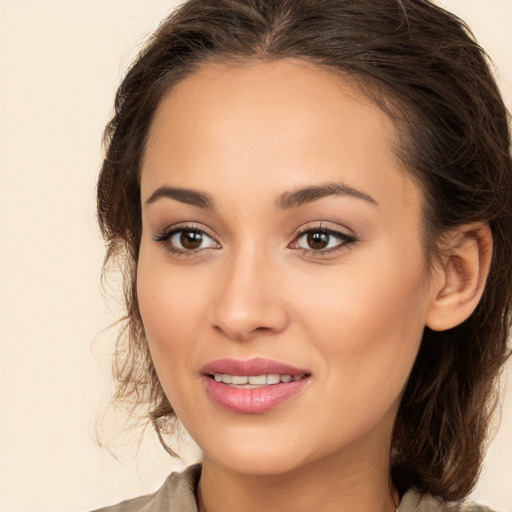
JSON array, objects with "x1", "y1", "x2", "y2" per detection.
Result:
[{"x1": 97, "y1": 0, "x2": 512, "y2": 501}]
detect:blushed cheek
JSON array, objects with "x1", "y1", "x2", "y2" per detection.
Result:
[
  {"x1": 351, "y1": 264, "x2": 429, "y2": 378},
  {"x1": 307, "y1": 253, "x2": 428, "y2": 385},
  {"x1": 139, "y1": 276, "x2": 190, "y2": 350},
  {"x1": 137, "y1": 271, "x2": 187, "y2": 409},
  {"x1": 137, "y1": 252, "x2": 179, "y2": 361},
  {"x1": 136, "y1": 255, "x2": 209, "y2": 395}
]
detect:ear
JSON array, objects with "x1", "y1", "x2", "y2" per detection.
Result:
[{"x1": 426, "y1": 223, "x2": 493, "y2": 332}]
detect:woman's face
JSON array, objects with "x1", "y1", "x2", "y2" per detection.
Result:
[{"x1": 138, "y1": 59, "x2": 437, "y2": 476}]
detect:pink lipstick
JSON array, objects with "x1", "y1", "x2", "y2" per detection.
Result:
[{"x1": 201, "y1": 358, "x2": 310, "y2": 414}]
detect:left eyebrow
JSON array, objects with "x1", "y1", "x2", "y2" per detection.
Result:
[
  {"x1": 277, "y1": 181, "x2": 379, "y2": 209},
  {"x1": 144, "y1": 186, "x2": 214, "y2": 209}
]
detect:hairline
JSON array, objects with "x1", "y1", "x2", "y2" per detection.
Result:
[{"x1": 139, "y1": 54, "x2": 443, "y2": 274}]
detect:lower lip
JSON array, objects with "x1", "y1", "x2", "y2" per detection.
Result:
[{"x1": 203, "y1": 376, "x2": 310, "y2": 414}]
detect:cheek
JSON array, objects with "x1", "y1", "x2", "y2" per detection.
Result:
[
  {"x1": 136, "y1": 248, "x2": 206, "y2": 383},
  {"x1": 296, "y1": 245, "x2": 430, "y2": 389},
  {"x1": 137, "y1": 258, "x2": 213, "y2": 420}
]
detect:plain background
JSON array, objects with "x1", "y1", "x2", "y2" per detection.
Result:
[{"x1": 0, "y1": 1, "x2": 511, "y2": 511}]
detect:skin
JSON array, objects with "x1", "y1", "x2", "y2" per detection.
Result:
[{"x1": 136, "y1": 59, "x2": 484, "y2": 512}]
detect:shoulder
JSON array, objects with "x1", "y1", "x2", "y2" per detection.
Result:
[
  {"x1": 400, "y1": 490, "x2": 497, "y2": 512},
  {"x1": 88, "y1": 463, "x2": 201, "y2": 512}
]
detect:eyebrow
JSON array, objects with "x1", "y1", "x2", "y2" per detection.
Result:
[
  {"x1": 277, "y1": 181, "x2": 378, "y2": 209},
  {"x1": 144, "y1": 181, "x2": 378, "y2": 210},
  {"x1": 145, "y1": 186, "x2": 214, "y2": 209}
]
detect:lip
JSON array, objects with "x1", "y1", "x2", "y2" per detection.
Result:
[
  {"x1": 201, "y1": 358, "x2": 311, "y2": 414},
  {"x1": 200, "y1": 357, "x2": 309, "y2": 377}
]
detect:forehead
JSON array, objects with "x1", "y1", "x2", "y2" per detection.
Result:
[
  {"x1": 147, "y1": 58, "x2": 396, "y2": 158},
  {"x1": 142, "y1": 58, "x2": 419, "y2": 211}
]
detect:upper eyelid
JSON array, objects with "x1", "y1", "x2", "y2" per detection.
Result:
[
  {"x1": 152, "y1": 226, "x2": 220, "y2": 255},
  {"x1": 290, "y1": 225, "x2": 357, "y2": 252},
  {"x1": 154, "y1": 223, "x2": 216, "y2": 239},
  {"x1": 293, "y1": 227, "x2": 354, "y2": 243},
  {"x1": 153, "y1": 225, "x2": 220, "y2": 257},
  {"x1": 153, "y1": 222, "x2": 355, "y2": 248},
  {"x1": 292, "y1": 222, "x2": 354, "y2": 238}
]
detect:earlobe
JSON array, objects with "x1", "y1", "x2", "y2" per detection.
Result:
[{"x1": 425, "y1": 224, "x2": 493, "y2": 332}]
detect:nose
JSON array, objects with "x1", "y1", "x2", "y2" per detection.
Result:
[{"x1": 211, "y1": 246, "x2": 289, "y2": 342}]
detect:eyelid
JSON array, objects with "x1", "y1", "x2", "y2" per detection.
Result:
[
  {"x1": 152, "y1": 221, "x2": 356, "y2": 257},
  {"x1": 153, "y1": 222, "x2": 221, "y2": 256},
  {"x1": 289, "y1": 223, "x2": 357, "y2": 255}
]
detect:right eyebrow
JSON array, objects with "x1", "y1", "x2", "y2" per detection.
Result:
[
  {"x1": 144, "y1": 186, "x2": 214, "y2": 209},
  {"x1": 277, "y1": 181, "x2": 378, "y2": 209}
]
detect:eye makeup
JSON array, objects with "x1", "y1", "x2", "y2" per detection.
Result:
[
  {"x1": 290, "y1": 224, "x2": 357, "y2": 256},
  {"x1": 153, "y1": 223, "x2": 220, "y2": 257},
  {"x1": 153, "y1": 221, "x2": 357, "y2": 259}
]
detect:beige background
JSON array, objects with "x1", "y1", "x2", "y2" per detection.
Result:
[{"x1": 0, "y1": 1, "x2": 510, "y2": 511}]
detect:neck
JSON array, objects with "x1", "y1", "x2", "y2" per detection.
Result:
[{"x1": 197, "y1": 439, "x2": 399, "y2": 512}]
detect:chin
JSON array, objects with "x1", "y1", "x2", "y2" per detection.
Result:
[
  {"x1": 207, "y1": 446, "x2": 307, "y2": 477},
  {"x1": 194, "y1": 425, "x2": 312, "y2": 476}
]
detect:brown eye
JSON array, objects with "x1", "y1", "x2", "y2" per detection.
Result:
[
  {"x1": 153, "y1": 226, "x2": 219, "y2": 254},
  {"x1": 292, "y1": 227, "x2": 355, "y2": 254},
  {"x1": 306, "y1": 231, "x2": 329, "y2": 250},
  {"x1": 180, "y1": 231, "x2": 204, "y2": 250}
]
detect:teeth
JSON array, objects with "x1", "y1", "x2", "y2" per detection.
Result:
[
  {"x1": 248, "y1": 375, "x2": 266, "y2": 385},
  {"x1": 213, "y1": 373, "x2": 301, "y2": 386},
  {"x1": 267, "y1": 374, "x2": 280, "y2": 384}
]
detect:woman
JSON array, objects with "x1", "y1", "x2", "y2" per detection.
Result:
[{"x1": 93, "y1": 0, "x2": 512, "y2": 511}]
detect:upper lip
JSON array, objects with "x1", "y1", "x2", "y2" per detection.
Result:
[{"x1": 201, "y1": 357, "x2": 309, "y2": 377}]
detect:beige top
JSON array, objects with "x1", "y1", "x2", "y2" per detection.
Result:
[{"x1": 90, "y1": 464, "x2": 495, "y2": 512}]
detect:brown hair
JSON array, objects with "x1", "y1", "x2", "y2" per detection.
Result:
[{"x1": 97, "y1": 0, "x2": 512, "y2": 501}]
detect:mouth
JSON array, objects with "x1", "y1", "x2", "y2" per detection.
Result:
[
  {"x1": 201, "y1": 358, "x2": 311, "y2": 413},
  {"x1": 211, "y1": 373, "x2": 304, "y2": 388}
]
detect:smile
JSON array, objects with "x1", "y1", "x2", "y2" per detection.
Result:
[
  {"x1": 213, "y1": 373, "x2": 303, "y2": 387},
  {"x1": 201, "y1": 358, "x2": 311, "y2": 413}
]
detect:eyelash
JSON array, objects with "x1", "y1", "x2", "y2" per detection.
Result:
[
  {"x1": 291, "y1": 225, "x2": 357, "y2": 256},
  {"x1": 153, "y1": 223, "x2": 356, "y2": 258},
  {"x1": 153, "y1": 223, "x2": 218, "y2": 257}
]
